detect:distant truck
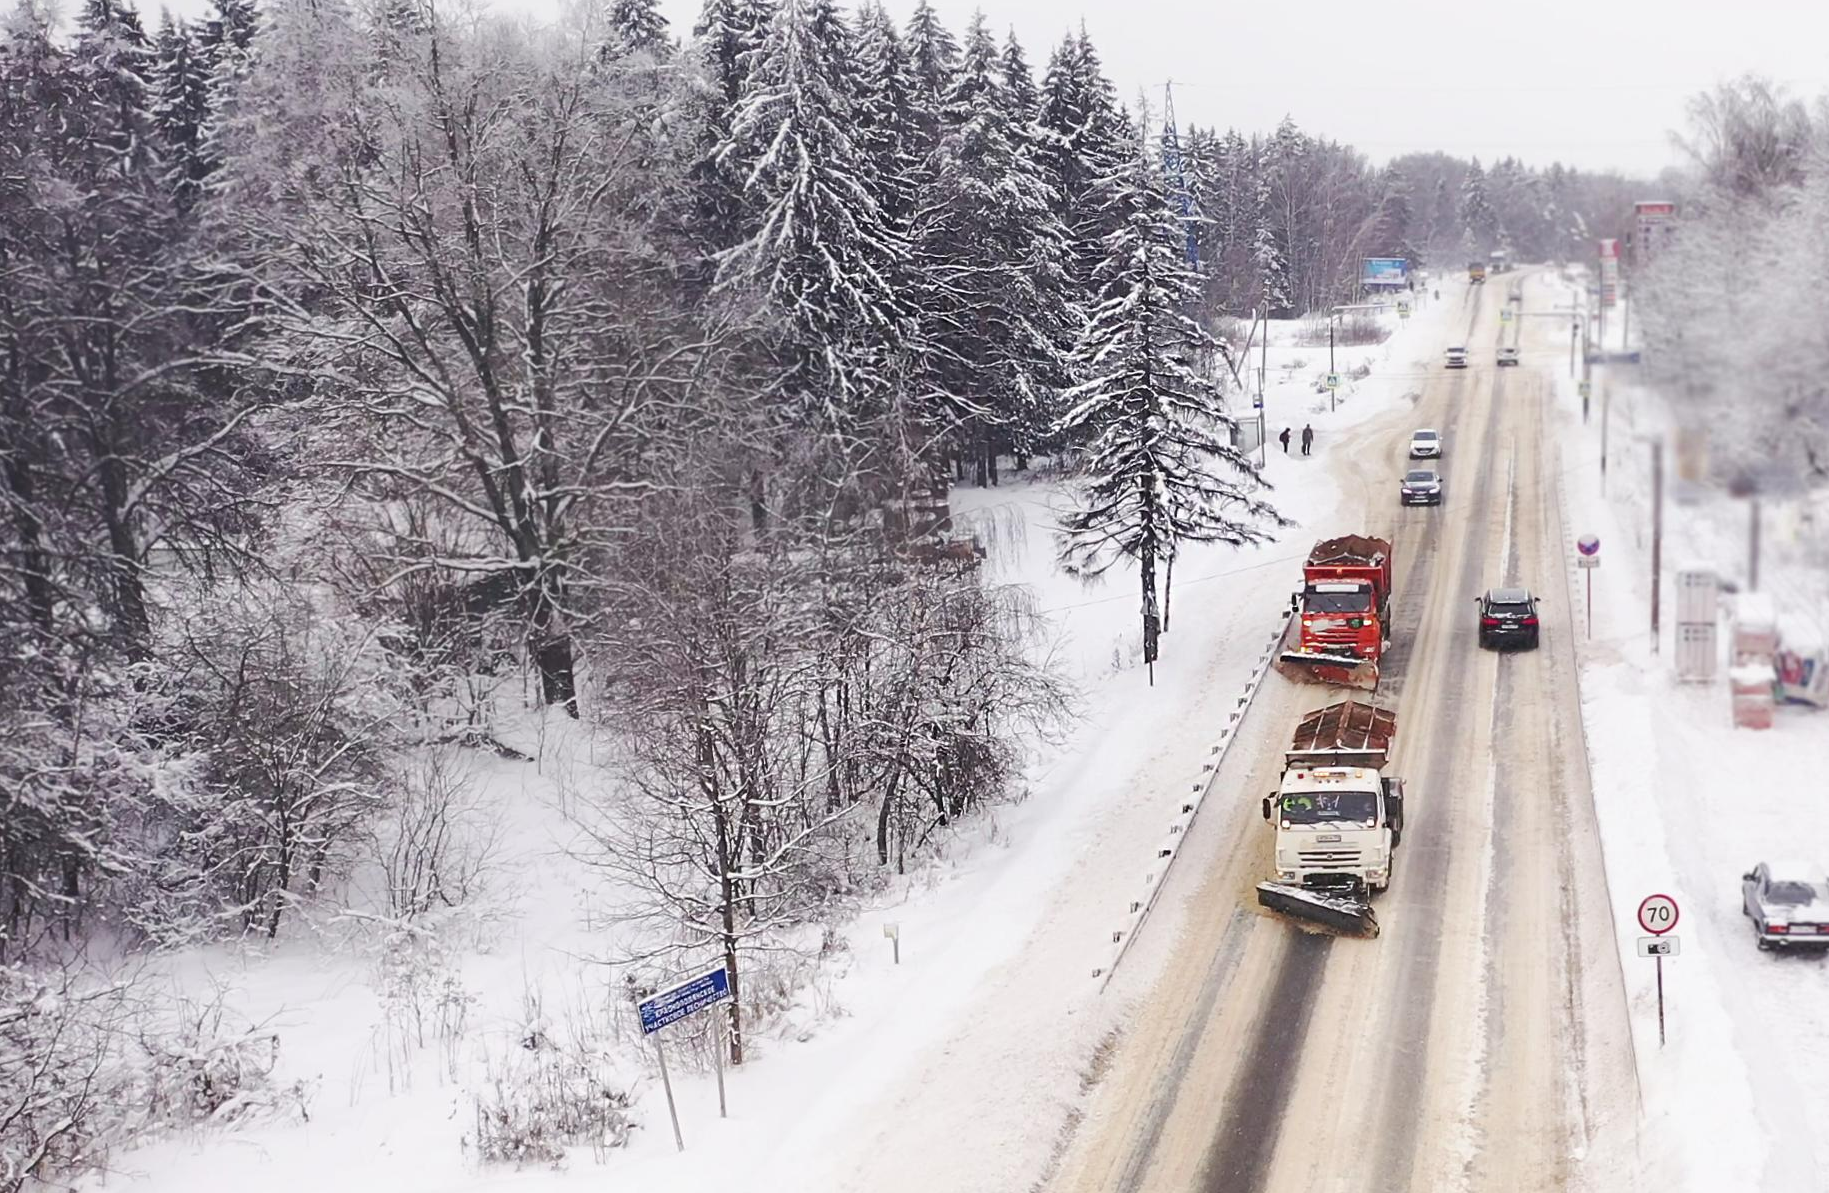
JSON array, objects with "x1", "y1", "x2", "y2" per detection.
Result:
[
  {"x1": 1488, "y1": 249, "x2": 1510, "y2": 275},
  {"x1": 1275, "y1": 535, "x2": 1395, "y2": 691},
  {"x1": 1468, "y1": 261, "x2": 1487, "y2": 283},
  {"x1": 1256, "y1": 700, "x2": 1405, "y2": 936}
]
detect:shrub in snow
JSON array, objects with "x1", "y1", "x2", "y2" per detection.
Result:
[
  {"x1": 466, "y1": 995, "x2": 633, "y2": 1167},
  {"x1": 132, "y1": 993, "x2": 307, "y2": 1130},
  {"x1": 0, "y1": 963, "x2": 131, "y2": 1191}
]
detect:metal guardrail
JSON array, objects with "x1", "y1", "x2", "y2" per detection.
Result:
[{"x1": 1093, "y1": 607, "x2": 1296, "y2": 991}]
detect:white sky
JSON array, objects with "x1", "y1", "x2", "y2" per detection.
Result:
[
  {"x1": 158, "y1": 0, "x2": 1829, "y2": 177},
  {"x1": 628, "y1": 0, "x2": 1829, "y2": 178}
]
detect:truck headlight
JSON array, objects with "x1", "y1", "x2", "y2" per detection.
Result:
[
  {"x1": 1367, "y1": 868, "x2": 1387, "y2": 882},
  {"x1": 1278, "y1": 870, "x2": 1297, "y2": 881}
]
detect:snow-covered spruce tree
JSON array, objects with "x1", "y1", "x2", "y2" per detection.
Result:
[
  {"x1": 603, "y1": 0, "x2": 670, "y2": 58},
  {"x1": 718, "y1": 0, "x2": 906, "y2": 430},
  {"x1": 1459, "y1": 156, "x2": 1498, "y2": 253},
  {"x1": 900, "y1": 0, "x2": 955, "y2": 157},
  {"x1": 1368, "y1": 162, "x2": 1419, "y2": 267},
  {"x1": 685, "y1": 0, "x2": 771, "y2": 256},
  {"x1": 1251, "y1": 146, "x2": 1291, "y2": 315},
  {"x1": 911, "y1": 12, "x2": 1075, "y2": 485},
  {"x1": 152, "y1": 14, "x2": 212, "y2": 206},
  {"x1": 1037, "y1": 26, "x2": 1130, "y2": 296},
  {"x1": 850, "y1": 1, "x2": 916, "y2": 232},
  {"x1": 1057, "y1": 130, "x2": 1281, "y2": 675}
]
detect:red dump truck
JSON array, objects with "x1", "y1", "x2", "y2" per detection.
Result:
[{"x1": 1274, "y1": 535, "x2": 1395, "y2": 691}]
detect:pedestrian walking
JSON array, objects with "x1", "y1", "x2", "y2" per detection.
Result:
[
  {"x1": 1279, "y1": 427, "x2": 1292, "y2": 454},
  {"x1": 1301, "y1": 424, "x2": 1314, "y2": 456}
]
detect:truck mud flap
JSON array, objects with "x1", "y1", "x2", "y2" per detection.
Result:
[{"x1": 1255, "y1": 882, "x2": 1380, "y2": 938}]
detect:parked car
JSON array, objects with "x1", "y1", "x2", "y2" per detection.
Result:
[
  {"x1": 1477, "y1": 588, "x2": 1540, "y2": 649},
  {"x1": 1497, "y1": 346, "x2": 1520, "y2": 367},
  {"x1": 1400, "y1": 469, "x2": 1443, "y2": 506},
  {"x1": 1742, "y1": 862, "x2": 1829, "y2": 951},
  {"x1": 1408, "y1": 428, "x2": 1442, "y2": 459},
  {"x1": 1445, "y1": 346, "x2": 1469, "y2": 370}
]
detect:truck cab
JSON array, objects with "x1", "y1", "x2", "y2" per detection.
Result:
[
  {"x1": 1298, "y1": 580, "x2": 1382, "y2": 661},
  {"x1": 1263, "y1": 768, "x2": 1404, "y2": 894}
]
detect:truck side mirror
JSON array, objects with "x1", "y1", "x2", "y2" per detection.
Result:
[
  {"x1": 1743, "y1": 870, "x2": 1756, "y2": 882},
  {"x1": 1261, "y1": 796, "x2": 1273, "y2": 821}
]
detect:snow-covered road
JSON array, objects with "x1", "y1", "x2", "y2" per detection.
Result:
[{"x1": 1047, "y1": 270, "x2": 1640, "y2": 1193}]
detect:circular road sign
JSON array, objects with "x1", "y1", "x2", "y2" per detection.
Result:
[
  {"x1": 1577, "y1": 534, "x2": 1601, "y2": 557},
  {"x1": 1638, "y1": 893, "x2": 1679, "y2": 936}
]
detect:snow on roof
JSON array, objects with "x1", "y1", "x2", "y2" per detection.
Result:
[
  {"x1": 1781, "y1": 619, "x2": 1827, "y2": 652},
  {"x1": 1767, "y1": 861, "x2": 1825, "y2": 884},
  {"x1": 1736, "y1": 593, "x2": 1777, "y2": 628},
  {"x1": 1729, "y1": 663, "x2": 1776, "y2": 685}
]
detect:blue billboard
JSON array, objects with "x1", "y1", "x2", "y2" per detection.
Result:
[{"x1": 1361, "y1": 257, "x2": 1408, "y2": 286}]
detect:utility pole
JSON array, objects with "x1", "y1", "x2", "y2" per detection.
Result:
[
  {"x1": 1651, "y1": 437, "x2": 1663, "y2": 653},
  {"x1": 1750, "y1": 496, "x2": 1762, "y2": 592},
  {"x1": 1570, "y1": 319, "x2": 1578, "y2": 378},
  {"x1": 1328, "y1": 315, "x2": 1336, "y2": 413},
  {"x1": 1600, "y1": 380, "x2": 1610, "y2": 496}
]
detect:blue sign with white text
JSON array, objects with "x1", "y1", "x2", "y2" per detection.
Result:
[
  {"x1": 1361, "y1": 257, "x2": 1408, "y2": 286},
  {"x1": 638, "y1": 966, "x2": 732, "y2": 1035}
]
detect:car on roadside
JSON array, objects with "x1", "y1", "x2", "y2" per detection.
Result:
[
  {"x1": 1497, "y1": 346, "x2": 1520, "y2": 367},
  {"x1": 1742, "y1": 862, "x2": 1829, "y2": 951},
  {"x1": 1408, "y1": 428, "x2": 1442, "y2": 459},
  {"x1": 1400, "y1": 469, "x2": 1443, "y2": 506},
  {"x1": 1476, "y1": 587, "x2": 1540, "y2": 649},
  {"x1": 1445, "y1": 346, "x2": 1468, "y2": 370}
]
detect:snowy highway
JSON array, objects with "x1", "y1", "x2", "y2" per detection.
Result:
[{"x1": 1051, "y1": 274, "x2": 1640, "y2": 1193}]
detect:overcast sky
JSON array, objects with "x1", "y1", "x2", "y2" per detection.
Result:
[
  {"x1": 611, "y1": 0, "x2": 1829, "y2": 179},
  {"x1": 153, "y1": 0, "x2": 1829, "y2": 177}
]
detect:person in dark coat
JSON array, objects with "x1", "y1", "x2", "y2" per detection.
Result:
[
  {"x1": 1301, "y1": 424, "x2": 1314, "y2": 455},
  {"x1": 1279, "y1": 426, "x2": 1292, "y2": 454}
]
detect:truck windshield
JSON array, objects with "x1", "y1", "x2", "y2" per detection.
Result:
[
  {"x1": 1279, "y1": 791, "x2": 1377, "y2": 825},
  {"x1": 1304, "y1": 591, "x2": 1371, "y2": 614}
]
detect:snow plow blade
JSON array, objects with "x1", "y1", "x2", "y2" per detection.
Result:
[
  {"x1": 1255, "y1": 882, "x2": 1380, "y2": 938},
  {"x1": 1274, "y1": 649, "x2": 1381, "y2": 692}
]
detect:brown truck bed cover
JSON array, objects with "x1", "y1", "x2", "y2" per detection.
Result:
[
  {"x1": 1286, "y1": 699, "x2": 1396, "y2": 767},
  {"x1": 1306, "y1": 535, "x2": 1391, "y2": 570}
]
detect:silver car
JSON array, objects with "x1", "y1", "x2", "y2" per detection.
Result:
[{"x1": 1742, "y1": 862, "x2": 1829, "y2": 951}]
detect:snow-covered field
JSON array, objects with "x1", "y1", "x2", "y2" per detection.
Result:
[
  {"x1": 1548, "y1": 272, "x2": 1829, "y2": 1193},
  {"x1": 83, "y1": 297, "x2": 1450, "y2": 1193}
]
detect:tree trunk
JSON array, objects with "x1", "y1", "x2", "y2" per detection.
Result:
[{"x1": 95, "y1": 449, "x2": 151, "y2": 662}]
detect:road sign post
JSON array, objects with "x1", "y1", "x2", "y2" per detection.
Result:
[
  {"x1": 1577, "y1": 535, "x2": 1600, "y2": 639},
  {"x1": 1637, "y1": 894, "x2": 1680, "y2": 1047},
  {"x1": 638, "y1": 965, "x2": 736, "y2": 1148}
]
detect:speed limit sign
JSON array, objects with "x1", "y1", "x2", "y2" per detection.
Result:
[{"x1": 1638, "y1": 893, "x2": 1679, "y2": 936}]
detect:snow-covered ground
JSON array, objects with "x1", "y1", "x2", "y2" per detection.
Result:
[
  {"x1": 1546, "y1": 270, "x2": 1829, "y2": 1193},
  {"x1": 80, "y1": 293, "x2": 1452, "y2": 1193}
]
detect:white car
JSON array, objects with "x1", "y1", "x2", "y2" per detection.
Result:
[
  {"x1": 1409, "y1": 428, "x2": 1441, "y2": 458},
  {"x1": 1445, "y1": 347, "x2": 1468, "y2": 369},
  {"x1": 1497, "y1": 347, "x2": 1520, "y2": 367}
]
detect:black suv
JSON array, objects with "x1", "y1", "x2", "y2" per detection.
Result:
[{"x1": 1478, "y1": 588, "x2": 1540, "y2": 650}]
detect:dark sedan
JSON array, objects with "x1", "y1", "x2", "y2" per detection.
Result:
[
  {"x1": 1477, "y1": 587, "x2": 1540, "y2": 649},
  {"x1": 1400, "y1": 469, "x2": 1443, "y2": 506}
]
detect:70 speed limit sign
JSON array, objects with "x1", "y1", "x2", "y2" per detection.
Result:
[{"x1": 1638, "y1": 893, "x2": 1679, "y2": 935}]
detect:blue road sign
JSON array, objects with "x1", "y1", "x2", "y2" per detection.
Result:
[
  {"x1": 1361, "y1": 257, "x2": 1408, "y2": 286},
  {"x1": 639, "y1": 966, "x2": 732, "y2": 1035}
]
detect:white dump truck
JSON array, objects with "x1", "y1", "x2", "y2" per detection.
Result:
[{"x1": 1256, "y1": 700, "x2": 1405, "y2": 936}]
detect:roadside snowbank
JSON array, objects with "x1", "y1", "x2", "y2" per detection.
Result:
[{"x1": 1546, "y1": 270, "x2": 1829, "y2": 1193}]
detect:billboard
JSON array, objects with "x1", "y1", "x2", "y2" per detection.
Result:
[
  {"x1": 1361, "y1": 257, "x2": 1408, "y2": 287},
  {"x1": 1634, "y1": 200, "x2": 1677, "y2": 267},
  {"x1": 1598, "y1": 239, "x2": 1620, "y2": 308}
]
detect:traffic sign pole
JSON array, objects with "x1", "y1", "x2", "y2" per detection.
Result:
[
  {"x1": 713, "y1": 1008, "x2": 728, "y2": 1119},
  {"x1": 1656, "y1": 955, "x2": 1666, "y2": 1047},
  {"x1": 1637, "y1": 893, "x2": 1680, "y2": 1049},
  {"x1": 655, "y1": 1033, "x2": 685, "y2": 1151}
]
